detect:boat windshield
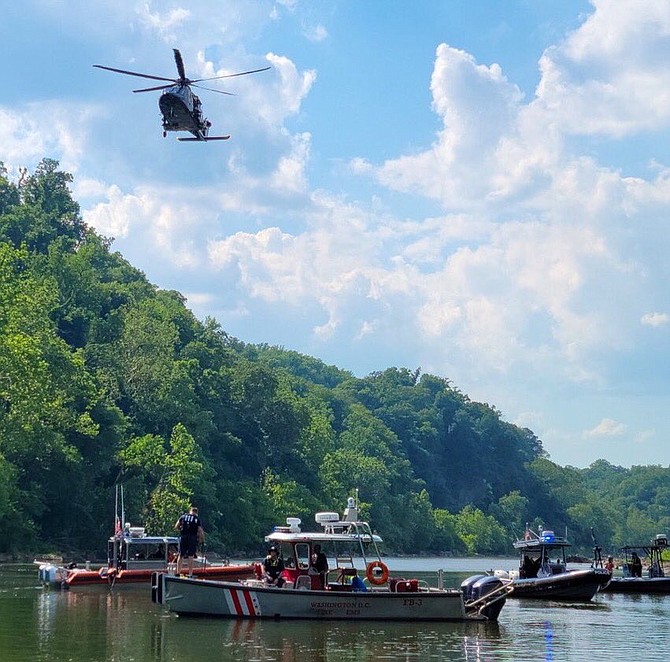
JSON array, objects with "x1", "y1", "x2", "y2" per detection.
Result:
[{"x1": 107, "y1": 536, "x2": 178, "y2": 569}]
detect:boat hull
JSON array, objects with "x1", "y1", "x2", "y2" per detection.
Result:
[
  {"x1": 152, "y1": 574, "x2": 496, "y2": 622},
  {"x1": 603, "y1": 577, "x2": 670, "y2": 594},
  {"x1": 511, "y1": 568, "x2": 610, "y2": 601}
]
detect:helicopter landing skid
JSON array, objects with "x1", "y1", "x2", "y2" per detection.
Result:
[{"x1": 177, "y1": 135, "x2": 231, "y2": 142}]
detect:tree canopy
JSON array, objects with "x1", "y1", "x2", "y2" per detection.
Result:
[{"x1": 1, "y1": 159, "x2": 669, "y2": 559}]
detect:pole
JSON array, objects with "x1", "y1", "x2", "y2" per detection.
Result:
[{"x1": 120, "y1": 485, "x2": 125, "y2": 532}]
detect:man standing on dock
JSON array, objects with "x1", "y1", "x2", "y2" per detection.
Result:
[{"x1": 174, "y1": 506, "x2": 204, "y2": 576}]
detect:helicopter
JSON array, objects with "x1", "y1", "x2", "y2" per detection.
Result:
[{"x1": 93, "y1": 49, "x2": 270, "y2": 142}]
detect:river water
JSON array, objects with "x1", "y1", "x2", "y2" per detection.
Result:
[{"x1": 2, "y1": 559, "x2": 668, "y2": 661}]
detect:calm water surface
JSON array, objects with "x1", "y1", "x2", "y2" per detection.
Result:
[{"x1": 2, "y1": 560, "x2": 668, "y2": 661}]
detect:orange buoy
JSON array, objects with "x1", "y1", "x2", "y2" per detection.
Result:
[{"x1": 366, "y1": 560, "x2": 389, "y2": 585}]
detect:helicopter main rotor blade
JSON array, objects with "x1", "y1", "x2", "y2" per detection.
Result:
[
  {"x1": 133, "y1": 84, "x2": 175, "y2": 93},
  {"x1": 191, "y1": 83, "x2": 235, "y2": 96},
  {"x1": 173, "y1": 49, "x2": 187, "y2": 81},
  {"x1": 93, "y1": 64, "x2": 178, "y2": 84},
  {"x1": 191, "y1": 66, "x2": 271, "y2": 84}
]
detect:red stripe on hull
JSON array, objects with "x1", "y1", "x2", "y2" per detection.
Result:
[{"x1": 230, "y1": 588, "x2": 243, "y2": 615}]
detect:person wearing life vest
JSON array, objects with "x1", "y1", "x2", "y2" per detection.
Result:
[{"x1": 263, "y1": 546, "x2": 285, "y2": 587}]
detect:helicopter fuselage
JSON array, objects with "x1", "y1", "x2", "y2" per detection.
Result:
[
  {"x1": 93, "y1": 48, "x2": 266, "y2": 142},
  {"x1": 158, "y1": 84, "x2": 210, "y2": 139}
]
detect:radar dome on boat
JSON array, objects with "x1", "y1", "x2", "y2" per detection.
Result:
[{"x1": 315, "y1": 512, "x2": 339, "y2": 524}]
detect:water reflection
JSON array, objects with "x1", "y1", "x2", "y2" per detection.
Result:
[
  {"x1": 148, "y1": 614, "x2": 504, "y2": 661},
  {"x1": 3, "y1": 564, "x2": 670, "y2": 661},
  {"x1": 35, "y1": 586, "x2": 159, "y2": 661},
  {"x1": 543, "y1": 620, "x2": 554, "y2": 660}
]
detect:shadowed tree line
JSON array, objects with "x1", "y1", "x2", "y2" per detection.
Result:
[{"x1": 1, "y1": 159, "x2": 668, "y2": 559}]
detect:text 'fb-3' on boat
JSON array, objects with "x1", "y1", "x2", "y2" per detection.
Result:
[
  {"x1": 152, "y1": 496, "x2": 514, "y2": 621},
  {"x1": 493, "y1": 526, "x2": 611, "y2": 601}
]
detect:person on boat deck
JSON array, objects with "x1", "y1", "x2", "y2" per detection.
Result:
[
  {"x1": 149, "y1": 544, "x2": 165, "y2": 560},
  {"x1": 263, "y1": 546, "x2": 285, "y2": 587},
  {"x1": 310, "y1": 544, "x2": 329, "y2": 589},
  {"x1": 174, "y1": 506, "x2": 205, "y2": 576},
  {"x1": 604, "y1": 556, "x2": 615, "y2": 573},
  {"x1": 350, "y1": 569, "x2": 368, "y2": 592},
  {"x1": 631, "y1": 551, "x2": 643, "y2": 577}
]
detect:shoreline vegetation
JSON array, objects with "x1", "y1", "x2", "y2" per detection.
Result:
[
  {"x1": 2, "y1": 159, "x2": 670, "y2": 564},
  {"x1": 10, "y1": 550, "x2": 591, "y2": 566}
]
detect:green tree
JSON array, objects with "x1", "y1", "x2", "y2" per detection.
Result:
[
  {"x1": 119, "y1": 423, "x2": 210, "y2": 534},
  {"x1": 455, "y1": 505, "x2": 509, "y2": 555}
]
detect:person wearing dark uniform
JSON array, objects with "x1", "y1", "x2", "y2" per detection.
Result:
[
  {"x1": 174, "y1": 506, "x2": 203, "y2": 575},
  {"x1": 631, "y1": 551, "x2": 643, "y2": 577},
  {"x1": 263, "y1": 546, "x2": 285, "y2": 587},
  {"x1": 310, "y1": 544, "x2": 329, "y2": 589}
]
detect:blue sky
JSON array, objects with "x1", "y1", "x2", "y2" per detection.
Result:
[{"x1": 2, "y1": 1, "x2": 670, "y2": 470}]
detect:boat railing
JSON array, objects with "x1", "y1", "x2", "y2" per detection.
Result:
[{"x1": 464, "y1": 581, "x2": 514, "y2": 616}]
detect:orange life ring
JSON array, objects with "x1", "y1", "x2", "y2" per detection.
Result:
[{"x1": 366, "y1": 561, "x2": 389, "y2": 586}]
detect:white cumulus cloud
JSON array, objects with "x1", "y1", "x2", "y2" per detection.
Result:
[{"x1": 585, "y1": 418, "x2": 627, "y2": 438}]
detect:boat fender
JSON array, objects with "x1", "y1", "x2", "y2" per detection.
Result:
[
  {"x1": 253, "y1": 562, "x2": 263, "y2": 580},
  {"x1": 366, "y1": 561, "x2": 389, "y2": 586}
]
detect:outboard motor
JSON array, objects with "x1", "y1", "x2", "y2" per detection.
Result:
[
  {"x1": 460, "y1": 574, "x2": 487, "y2": 603},
  {"x1": 468, "y1": 575, "x2": 507, "y2": 621},
  {"x1": 38, "y1": 564, "x2": 67, "y2": 587}
]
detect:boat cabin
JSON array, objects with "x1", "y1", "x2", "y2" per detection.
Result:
[
  {"x1": 107, "y1": 526, "x2": 179, "y2": 571},
  {"x1": 514, "y1": 529, "x2": 570, "y2": 579},
  {"x1": 265, "y1": 498, "x2": 390, "y2": 591}
]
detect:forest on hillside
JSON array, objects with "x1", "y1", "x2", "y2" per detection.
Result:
[{"x1": 1, "y1": 159, "x2": 669, "y2": 560}]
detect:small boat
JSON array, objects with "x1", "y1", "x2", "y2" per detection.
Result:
[
  {"x1": 603, "y1": 535, "x2": 670, "y2": 594},
  {"x1": 152, "y1": 496, "x2": 513, "y2": 621},
  {"x1": 37, "y1": 486, "x2": 255, "y2": 589},
  {"x1": 494, "y1": 526, "x2": 611, "y2": 601},
  {"x1": 37, "y1": 525, "x2": 257, "y2": 589}
]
